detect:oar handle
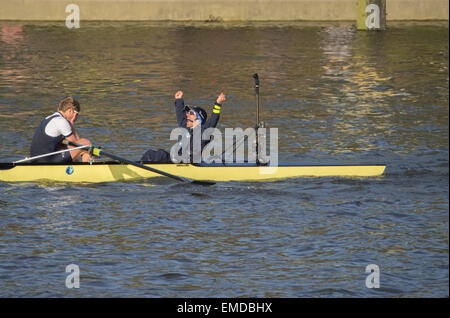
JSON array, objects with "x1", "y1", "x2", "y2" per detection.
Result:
[{"x1": 62, "y1": 140, "x2": 84, "y2": 147}]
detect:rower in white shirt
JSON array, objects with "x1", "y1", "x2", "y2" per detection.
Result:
[{"x1": 29, "y1": 96, "x2": 92, "y2": 163}]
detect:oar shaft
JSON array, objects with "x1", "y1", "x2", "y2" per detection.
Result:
[
  {"x1": 253, "y1": 73, "x2": 261, "y2": 164},
  {"x1": 13, "y1": 145, "x2": 89, "y2": 163},
  {"x1": 64, "y1": 140, "x2": 214, "y2": 185},
  {"x1": 98, "y1": 149, "x2": 190, "y2": 183},
  {"x1": 253, "y1": 73, "x2": 260, "y2": 127}
]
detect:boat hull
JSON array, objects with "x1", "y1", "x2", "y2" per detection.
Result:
[{"x1": 0, "y1": 162, "x2": 386, "y2": 183}]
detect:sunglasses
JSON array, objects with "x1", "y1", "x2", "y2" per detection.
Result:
[{"x1": 187, "y1": 110, "x2": 196, "y2": 115}]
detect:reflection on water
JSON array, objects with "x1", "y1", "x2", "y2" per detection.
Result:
[
  {"x1": 0, "y1": 21, "x2": 448, "y2": 297},
  {"x1": 0, "y1": 22, "x2": 448, "y2": 157}
]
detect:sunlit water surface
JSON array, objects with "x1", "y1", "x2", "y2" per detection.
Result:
[{"x1": 0, "y1": 21, "x2": 448, "y2": 297}]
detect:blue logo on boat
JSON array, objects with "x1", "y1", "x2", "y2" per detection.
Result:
[{"x1": 66, "y1": 166, "x2": 74, "y2": 175}]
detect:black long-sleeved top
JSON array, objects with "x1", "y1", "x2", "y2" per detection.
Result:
[{"x1": 174, "y1": 98, "x2": 222, "y2": 162}]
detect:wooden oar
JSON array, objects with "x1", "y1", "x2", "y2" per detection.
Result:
[{"x1": 63, "y1": 141, "x2": 215, "y2": 186}]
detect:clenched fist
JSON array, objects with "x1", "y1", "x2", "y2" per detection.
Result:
[
  {"x1": 174, "y1": 91, "x2": 183, "y2": 99},
  {"x1": 216, "y1": 92, "x2": 226, "y2": 104}
]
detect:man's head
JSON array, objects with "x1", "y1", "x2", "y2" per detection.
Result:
[
  {"x1": 184, "y1": 105, "x2": 207, "y2": 128},
  {"x1": 58, "y1": 96, "x2": 80, "y2": 123}
]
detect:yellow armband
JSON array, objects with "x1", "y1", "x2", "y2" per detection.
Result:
[{"x1": 213, "y1": 104, "x2": 221, "y2": 114}]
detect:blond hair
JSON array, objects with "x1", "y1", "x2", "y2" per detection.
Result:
[{"x1": 58, "y1": 96, "x2": 80, "y2": 112}]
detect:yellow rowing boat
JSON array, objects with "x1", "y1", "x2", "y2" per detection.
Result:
[{"x1": 0, "y1": 162, "x2": 386, "y2": 183}]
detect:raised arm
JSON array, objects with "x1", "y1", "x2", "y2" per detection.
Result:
[
  {"x1": 174, "y1": 90, "x2": 187, "y2": 128},
  {"x1": 204, "y1": 92, "x2": 226, "y2": 129}
]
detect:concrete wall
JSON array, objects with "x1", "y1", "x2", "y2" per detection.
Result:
[{"x1": 0, "y1": 0, "x2": 448, "y2": 21}]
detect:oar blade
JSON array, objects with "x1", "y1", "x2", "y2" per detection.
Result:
[{"x1": 190, "y1": 179, "x2": 215, "y2": 186}]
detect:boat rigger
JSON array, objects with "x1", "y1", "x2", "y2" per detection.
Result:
[{"x1": 0, "y1": 161, "x2": 386, "y2": 183}]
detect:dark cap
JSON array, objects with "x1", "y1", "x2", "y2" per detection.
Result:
[{"x1": 184, "y1": 105, "x2": 207, "y2": 122}]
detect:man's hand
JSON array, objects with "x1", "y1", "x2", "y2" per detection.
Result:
[
  {"x1": 68, "y1": 121, "x2": 80, "y2": 139},
  {"x1": 174, "y1": 91, "x2": 183, "y2": 99},
  {"x1": 216, "y1": 92, "x2": 226, "y2": 104}
]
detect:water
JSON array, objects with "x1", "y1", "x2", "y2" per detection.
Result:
[{"x1": 0, "y1": 21, "x2": 448, "y2": 297}]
